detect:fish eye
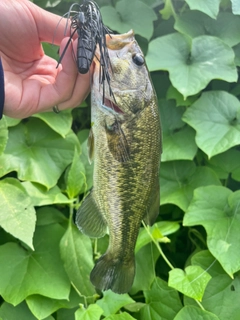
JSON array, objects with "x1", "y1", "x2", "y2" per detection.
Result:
[{"x1": 132, "y1": 53, "x2": 145, "y2": 66}]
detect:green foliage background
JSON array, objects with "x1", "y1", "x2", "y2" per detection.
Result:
[{"x1": 1, "y1": 0, "x2": 240, "y2": 319}]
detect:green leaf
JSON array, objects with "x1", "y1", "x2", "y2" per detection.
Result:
[
  {"x1": 184, "y1": 274, "x2": 240, "y2": 320},
  {"x1": 4, "y1": 115, "x2": 21, "y2": 127},
  {"x1": 184, "y1": 0, "x2": 221, "y2": 19},
  {"x1": 77, "y1": 130, "x2": 94, "y2": 191},
  {"x1": 160, "y1": 161, "x2": 221, "y2": 211},
  {"x1": 0, "y1": 118, "x2": 80, "y2": 189},
  {"x1": 146, "y1": 34, "x2": 237, "y2": 98},
  {"x1": 206, "y1": 149, "x2": 240, "y2": 181},
  {"x1": 96, "y1": 290, "x2": 134, "y2": 317},
  {"x1": 60, "y1": 222, "x2": 96, "y2": 297},
  {"x1": 175, "y1": 11, "x2": 240, "y2": 47},
  {"x1": 0, "y1": 302, "x2": 36, "y2": 320},
  {"x1": 32, "y1": 109, "x2": 73, "y2": 137},
  {"x1": 26, "y1": 289, "x2": 81, "y2": 320},
  {"x1": 174, "y1": 306, "x2": 219, "y2": 320},
  {"x1": 0, "y1": 116, "x2": 8, "y2": 156},
  {"x1": 36, "y1": 206, "x2": 68, "y2": 226},
  {"x1": 191, "y1": 250, "x2": 226, "y2": 277},
  {"x1": 160, "y1": 0, "x2": 174, "y2": 20},
  {"x1": 75, "y1": 304, "x2": 103, "y2": 320},
  {"x1": 66, "y1": 148, "x2": 86, "y2": 199},
  {"x1": 22, "y1": 181, "x2": 72, "y2": 206},
  {"x1": 135, "y1": 221, "x2": 180, "y2": 253},
  {"x1": 0, "y1": 224, "x2": 70, "y2": 305},
  {"x1": 166, "y1": 85, "x2": 198, "y2": 107},
  {"x1": 183, "y1": 186, "x2": 240, "y2": 276},
  {"x1": 131, "y1": 244, "x2": 160, "y2": 294},
  {"x1": 169, "y1": 266, "x2": 211, "y2": 300},
  {"x1": 183, "y1": 91, "x2": 240, "y2": 158},
  {"x1": 139, "y1": 278, "x2": 182, "y2": 319},
  {"x1": 101, "y1": 0, "x2": 157, "y2": 40},
  {"x1": 0, "y1": 178, "x2": 36, "y2": 249},
  {"x1": 231, "y1": 0, "x2": 240, "y2": 14},
  {"x1": 104, "y1": 313, "x2": 136, "y2": 320},
  {"x1": 160, "y1": 100, "x2": 197, "y2": 161}
]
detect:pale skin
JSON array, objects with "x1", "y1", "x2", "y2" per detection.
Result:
[{"x1": 0, "y1": 0, "x2": 92, "y2": 118}]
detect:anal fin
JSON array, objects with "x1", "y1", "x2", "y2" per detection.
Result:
[{"x1": 76, "y1": 190, "x2": 107, "y2": 238}]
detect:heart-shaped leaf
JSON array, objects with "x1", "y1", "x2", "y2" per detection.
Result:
[
  {"x1": 184, "y1": 185, "x2": 240, "y2": 277},
  {"x1": 0, "y1": 118, "x2": 80, "y2": 189},
  {"x1": 101, "y1": 0, "x2": 157, "y2": 40},
  {"x1": 146, "y1": 34, "x2": 237, "y2": 98},
  {"x1": 183, "y1": 91, "x2": 240, "y2": 158},
  {"x1": 0, "y1": 178, "x2": 36, "y2": 249},
  {"x1": 169, "y1": 266, "x2": 211, "y2": 300},
  {"x1": 174, "y1": 306, "x2": 219, "y2": 320}
]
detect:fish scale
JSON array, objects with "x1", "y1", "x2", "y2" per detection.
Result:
[{"x1": 76, "y1": 30, "x2": 161, "y2": 294}]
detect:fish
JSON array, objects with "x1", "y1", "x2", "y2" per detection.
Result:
[{"x1": 76, "y1": 30, "x2": 162, "y2": 294}]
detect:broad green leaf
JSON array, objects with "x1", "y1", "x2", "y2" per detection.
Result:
[
  {"x1": 32, "y1": 109, "x2": 72, "y2": 137},
  {"x1": 183, "y1": 91, "x2": 240, "y2": 158},
  {"x1": 206, "y1": 149, "x2": 240, "y2": 181},
  {"x1": 183, "y1": 186, "x2": 240, "y2": 276},
  {"x1": 169, "y1": 266, "x2": 211, "y2": 300},
  {"x1": 174, "y1": 305, "x2": 219, "y2": 320},
  {"x1": 104, "y1": 313, "x2": 136, "y2": 320},
  {"x1": 0, "y1": 116, "x2": 8, "y2": 156},
  {"x1": 4, "y1": 115, "x2": 21, "y2": 127},
  {"x1": 131, "y1": 244, "x2": 160, "y2": 294},
  {"x1": 0, "y1": 118, "x2": 80, "y2": 189},
  {"x1": 75, "y1": 304, "x2": 103, "y2": 320},
  {"x1": 96, "y1": 290, "x2": 134, "y2": 317},
  {"x1": 22, "y1": 181, "x2": 72, "y2": 206},
  {"x1": 57, "y1": 308, "x2": 77, "y2": 320},
  {"x1": 77, "y1": 130, "x2": 94, "y2": 191},
  {"x1": 101, "y1": 0, "x2": 157, "y2": 40},
  {"x1": 139, "y1": 278, "x2": 182, "y2": 319},
  {"x1": 184, "y1": 0, "x2": 221, "y2": 19},
  {"x1": 26, "y1": 289, "x2": 81, "y2": 320},
  {"x1": 146, "y1": 34, "x2": 237, "y2": 98},
  {"x1": 60, "y1": 222, "x2": 95, "y2": 297},
  {"x1": 135, "y1": 221, "x2": 180, "y2": 252},
  {"x1": 160, "y1": 161, "x2": 221, "y2": 211},
  {"x1": 0, "y1": 178, "x2": 36, "y2": 249},
  {"x1": 175, "y1": 11, "x2": 240, "y2": 47},
  {"x1": 160, "y1": 100, "x2": 197, "y2": 161},
  {"x1": 191, "y1": 250, "x2": 226, "y2": 277},
  {"x1": 66, "y1": 148, "x2": 86, "y2": 199},
  {"x1": 184, "y1": 274, "x2": 240, "y2": 320},
  {"x1": 0, "y1": 302, "x2": 36, "y2": 320},
  {"x1": 231, "y1": 0, "x2": 240, "y2": 14},
  {"x1": 234, "y1": 43, "x2": 240, "y2": 66},
  {"x1": 166, "y1": 85, "x2": 198, "y2": 107},
  {"x1": 36, "y1": 206, "x2": 68, "y2": 226},
  {"x1": 42, "y1": 42, "x2": 59, "y2": 61},
  {"x1": 0, "y1": 224, "x2": 70, "y2": 305}
]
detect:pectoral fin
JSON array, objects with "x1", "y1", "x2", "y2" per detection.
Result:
[
  {"x1": 143, "y1": 181, "x2": 160, "y2": 226},
  {"x1": 105, "y1": 121, "x2": 130, "y2": 162},
  {"x1": 76, "y1": 190, "x2": 107, "y2": 238}
]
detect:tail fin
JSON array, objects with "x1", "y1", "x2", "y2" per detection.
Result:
[{"x1": 90, "y1": 253, "x2": 135, "y2": 294}]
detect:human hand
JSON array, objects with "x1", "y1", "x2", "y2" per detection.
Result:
[{"x1": 0, "y1": 0, "x2": 91, "y2": 118}]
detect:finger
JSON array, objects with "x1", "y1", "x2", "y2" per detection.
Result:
[{"x1": 38, "y1": 37, "x2": 81, "y2": 110}]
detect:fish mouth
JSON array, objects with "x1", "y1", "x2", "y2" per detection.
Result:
[{"x1": 103, "y1": 97, "x2": 124, "y2": 114}]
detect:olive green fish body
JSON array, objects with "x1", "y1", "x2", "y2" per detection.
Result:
[{"x1": 76, "y1": 30, "x2": 161, "y2": 294}]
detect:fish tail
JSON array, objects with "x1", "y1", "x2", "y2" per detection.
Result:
[{"x1": 90, "y1": 252, "x2": 135, "y2": 294}]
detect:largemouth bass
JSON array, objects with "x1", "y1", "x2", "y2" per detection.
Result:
[{"x1": 76, "y1": 30, "x2": 161, "y2": 294}]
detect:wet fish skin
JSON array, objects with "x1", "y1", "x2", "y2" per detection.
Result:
[{"x1": 76, "y1": 30, "x2": 161, "y2": 294}]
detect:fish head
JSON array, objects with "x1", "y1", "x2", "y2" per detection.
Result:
[{"x1": 93, "y1": 30, "x2": 155, "y2": 118}]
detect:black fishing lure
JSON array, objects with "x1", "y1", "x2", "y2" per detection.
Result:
[{"x1": 57, "y1": 0, "x2": 114, "y2": 101}]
